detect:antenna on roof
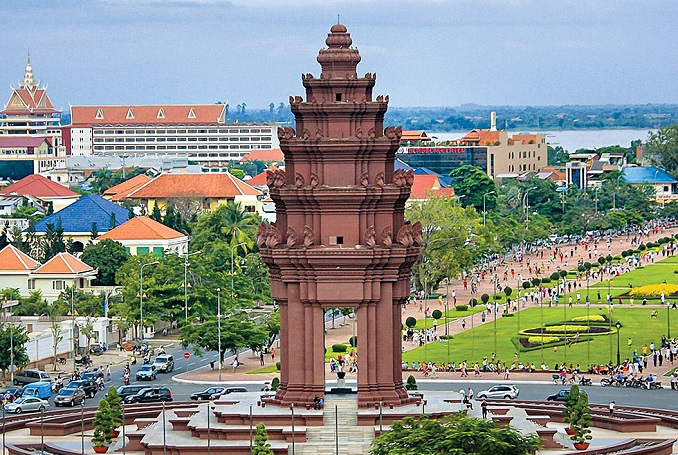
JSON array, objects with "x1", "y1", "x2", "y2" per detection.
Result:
[{"x1": 337, "y1": 14, "x2": 340, "y2": 24}]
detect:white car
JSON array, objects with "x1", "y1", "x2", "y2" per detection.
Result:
[
  {"x1": 4, "y1": 396, "x2": 49, "y2": 414},
  {"x1": 476, "y1": 384, "x2": 520, "y2": 400}
]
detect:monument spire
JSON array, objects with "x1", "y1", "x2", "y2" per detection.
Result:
[{"x1": 23, "y1": 52, "x2": 36, "y2": 88}]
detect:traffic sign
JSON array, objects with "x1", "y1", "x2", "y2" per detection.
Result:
[{"x1": 184, "y1": 352, "x2": 190, "y2": 359}]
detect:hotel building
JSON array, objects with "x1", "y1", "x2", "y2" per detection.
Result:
[{"x1": 65, "y1": 105, "x2": 276, "y2": 172}]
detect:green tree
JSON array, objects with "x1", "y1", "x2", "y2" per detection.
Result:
[
  {"x1": 645, "y1": 123, "x2": 678, "y2": 177},
  {"x1": 449, "y1": 165, "x2": 497, "y2": 212},
  {"x1": 90, "y1": 168, "x2": 146, "y2": 194},
  {"x1": 7, "y1": 204, "x2": 44, "y2": 223},
  {"x1": 370, "y1": 414, "x2": 540, "y2": 455},
  {"x1": 105, "y1": 386, "x2": 124, "y2": 430},
  {"x1": 12, "y1": 291, "x2": 49, "y2": 316},
  {"x1": 252, "y1": 423, "x2": 274, "y2": 455},
  {"x1": 91, "y1": 398, "x2": 114, "y2": 447},
  {"x1": 90, "y1": 222, "x2": 99, "y2": 242},
  {"x1": 181, "y1": 313, "x2": 268, "y2": 363},
  {"x1": 0, "y1": 322, "x2": 30, "y2": 380},
  {"x1": 0, "y1": 224, "x2": 8, "y2": 250},
  {"x1": 191, "y1": 201, "x2": 260, "y2": 253},
  {"x1": 407, "y1": 195, "x2": 496, "y2": 293},
  {"x1": 82, "y1": 239, "x2": 129, "y2": 286}
]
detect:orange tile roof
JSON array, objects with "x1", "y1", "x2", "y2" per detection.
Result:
[
  {"x1": 0, "y1": 245, "x2": 40, "y2": 271},
  {"x1": 401, "y1": 130, "x2": 430, "y2": 141},
  {"x1": 103, "y1": 174, "x2": 153, "y2": 201},
  {"x1": 70, "y1": 105, "x2": 225, "y2": 125},
  {"x1": 127, "y1": 173, "x2": 262, "y2": 199},
  {"x1": 0, "y1": 174, "x2": 78, "y2": 198},
  {"x1": 240, "y1": 148, "x2": 284, "y2": 162},
  {"x1": 409, "y1": 175, "x2": 456, "y2": 199},
  {"x1": 246, "y1": 166, "x2": 278, "y2": 187},
  {"x1": 509, "y1": 134, "x2": 538, "y2": 145},
  {"x1": 33, "y1": 252, "x2": 93, "y2": 275},
  {"x1": 97, "y1": 216, "x2": 186, "y2": 241},
  {"x1": 0, "y1": 86, "x2": 58, "y2": 115}
]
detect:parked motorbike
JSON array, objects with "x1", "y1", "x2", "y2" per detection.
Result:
[
  {"x1": 57, "y1": 357, "x2": 67, "y2": 365},
  {"x1": 74, "y1": 356, "x2": 92, "y2": 366}
]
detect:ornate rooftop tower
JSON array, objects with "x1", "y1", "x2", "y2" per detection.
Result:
[{"x1": 259, "y1": 24, "x2": 421, "y2": 408}]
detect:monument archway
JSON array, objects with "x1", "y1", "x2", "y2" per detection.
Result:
[{"x1": 259, "y1": 24, "x2": 421, "y2": 408}]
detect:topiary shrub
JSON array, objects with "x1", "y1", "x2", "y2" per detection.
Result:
[
  {"x1": 349, "y1": 336, "x2": 357, "y2": 347},
  {"x1": 469, "y1": 299, "x2": 478, "y2": 307},
  {"x1": 439, "y1": 334, "x2": 454, "y2": 340},
  {"x1": 531, "y1": 277, "x2": 541, "y2": 286},
  {"x1": 550, "y1": 272, "x2": 560, "y2": 281},
  {"x1": 502, "y1": 313, "x2": 515, "y2": 317},
  {"x1": 559, "y1": 270, "x2": 568, "y2": 278},
  {"x1": 621, "y1": 250, "x2": 629, "y2": 258},
  {"x1": 405, "y1": 317, "x2": 417, "y2": 328},
  {"x1": 541, "y1": 277, "x2": 551, "y2": 284},
  {"x1": 332, "y1": 344, "x2": 347, "y2": 353},
  {"x1": 405, "y1": 375, "x2": 418, "y2": 390},
  {"x1": 432, "y1": 309, "x2": 442, "y2": 320},
  {"x1": 639, "y1": 244, "x2": 647, "y2": 251},
  {"x1": 598, "y1": 256, "x2": 606, "y2": 265},
  {"x1": 455, "y1": 305, "x2": 468, "y2": 311},
  {"x1": 271, "y1": 377, "x2": 280, "y2": 391},
  {"x1": 481, "y1": 293, "x2": 490, "y2": 304},
  {"x1": 584, "y1": 262, "x2": 592, "y2": 270},
  {"x1": 275, "y1": 362, "x2": 281, "y2": 371},
  {"x1": 606, "y1": 254, "x2": 613, "y2": 263},
  {"x1": 522, "y1": 281, "x2": 531, "y2": 289}
]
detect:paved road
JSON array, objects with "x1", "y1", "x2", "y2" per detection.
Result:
[{"x1": 10, "y1": 342, "x2": 678, "y2": 412}]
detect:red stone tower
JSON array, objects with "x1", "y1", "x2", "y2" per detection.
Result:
[{"x1": 259, "y1": 24, "x2": 421, "y2": 408}]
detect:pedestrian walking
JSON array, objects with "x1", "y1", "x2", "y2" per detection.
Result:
[
  {"x1": 481, "y1": 399, "x2": 488, "y2": 419},
  {"x1": 609, "y1": 401, "x2": 615, "y2": 416}
]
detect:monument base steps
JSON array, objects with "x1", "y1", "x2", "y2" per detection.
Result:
[{"x1": 294, "y1": 397, "x2": 375, "y2": 455}]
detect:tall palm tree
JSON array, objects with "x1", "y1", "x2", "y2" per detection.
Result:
[{"x1": 220, "y1": 201, "x2": 259, "y2": 254}]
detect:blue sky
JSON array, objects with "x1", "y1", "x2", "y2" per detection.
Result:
[{"x1": 1, "y1": 0, "x2": 676, "y2": 109}]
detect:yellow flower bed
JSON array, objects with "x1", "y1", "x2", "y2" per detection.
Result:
[
  {"x1": 543, "y1": 325, "x2": 590, "y2": 333},
  {"x1": 572, "y1": 315, "x2": 606, "y2": 322},
  {"x1": 528, "y1": 336, "x2": 560, "y2": 344},
  {"x1": 629, "y1": 284, "x2": 678, "y2": 298}
]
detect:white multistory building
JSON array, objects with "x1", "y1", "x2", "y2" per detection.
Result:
[{"x1": 65, "y1": 105, "x2": 276, "y2": 172}]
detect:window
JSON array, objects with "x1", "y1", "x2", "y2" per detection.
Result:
[
  {"x1": 125, "y1": 247, "x2": 131, "y2": 254},
  {"x1": 137, "y1": 247, "x2": 150, "y2": 254},
  {"x1": 329, "y1": 236, "x2": 344, "y2": 245},
  {"x1": 53, "y1": 280, "x2": 66, "y2": 290},
  {"x1": 336, "y1": 93, "x2": 343, "y2": 101},
  {"x1": 153, "y1": 247, "x2": 164, "y2": 257},
  {"x1": 28, "y1": 279, "x2": 35, "y2": 290},
  {"x1": 664, "y1": 186, "x2": 670, "y2": 192}
]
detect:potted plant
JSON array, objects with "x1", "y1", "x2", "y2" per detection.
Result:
[
  {"x1": 563, "y1": 385, "x2": 579, "y2": 435},
  {"x1": 569, "y1": 390, "x2": 592, "y2": 450},
  {"x1": 405, "y1": 375, "x2": 418, "y2": 391},
  {"x1": 106, "y1": 387, "x2": 123, "y2": 438},
  {"x1": 91, "y1": 399, "x2": 114, "y2": 453}
]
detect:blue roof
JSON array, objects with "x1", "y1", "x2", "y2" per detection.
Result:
[
  {"x1": 32, "y1": 194, "x2": 130, "y2": 234},
  {"x1": 622, "y1": 167, "x2": 677, "y2": 184}
]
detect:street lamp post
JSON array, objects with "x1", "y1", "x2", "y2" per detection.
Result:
[
  {"x1": 615, "y1": 321, "x2": 622, "y2": 366},
  {"x1": 668, "y1": 305, "x2": 671, "y2": 339},
  {"x1": 523, "y1": 188, "x2": 536, "y2": 223},
  {"x1": 139, "y1": 261, "x2": 159, "y2": 340},
  {"x1": 183, "y1": 251, "x2": 201, "y2": 324},
  {"x1": 217, "y1": 287, "x2": 222, "y2": 381},
  {"x1": 483, "y1": 191, "x2": 495, "y2": 227}
]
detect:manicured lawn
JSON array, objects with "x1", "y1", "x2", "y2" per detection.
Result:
[
  {"x1": 247, "y1": 364, "x2": 279, "y2": 374},
  {"x1": 402, "y1": 306, "x2": 678, "y2": 368},
  {"x1": 408, "y1": 305, "x2": 486, "y2": 330}
]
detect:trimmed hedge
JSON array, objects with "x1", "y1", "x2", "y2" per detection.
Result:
[
  {"x1": 405, "y1": 317, "x2": 417, "y2": 328},
  {"x1": 455, "y1": 305, "x2": 468, "y2": 311},
  {"x1": 432, "y1": 309, "x2": 442, "y2": 320},
  {"x1": 511, "y1": 335, "x2": 594, "y2": 352},
  {"x1": 332, "y1": 344, "x2": 347, "y2": 353},
  {"x1": 349, "y1": 336, "x2": 357, "y2": 347}
]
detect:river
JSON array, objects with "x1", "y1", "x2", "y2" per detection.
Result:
[{"x1": 433, "y1": 129, "x2": 656, "y2": 153}]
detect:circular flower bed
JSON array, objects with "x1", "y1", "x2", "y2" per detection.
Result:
[
  {"x1": 520, "y1": 325, "x2": 614, "y2": 336},
  {"x1": 629, "y1": 284, "x2": 678, "y2": 298},
  {"x1": 527, "y1": 336, "x2": 560, "y2": 344}
]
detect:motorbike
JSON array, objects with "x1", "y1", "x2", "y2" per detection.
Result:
[
  {"x1": 74, "y1": 356, "x2": 92, "y2": 366},
  {"x1": 577, "y1": 377, "x2": 592, "y2": 386},
  {"x1": 600, "y1": 377, "x2": 622, "y2": 387},
  {"x1": 649, "y1": 382, "x2": 663, "y2": 390},
  {"x1": 123, "y1": 375, "x2": 130, "y2": 386},
  {"x1": 56, "y1": 357, "x2": 67, "y2": 365},
  {"x1": 143, "y1": 355, "x2": 151, "y2": 365}
]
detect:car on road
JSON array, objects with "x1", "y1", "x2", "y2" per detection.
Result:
[
  {"x1": 153, "y1": 355, "x2": 175, "y2": 373},
  {"x1": 54, "y1": 388, "x2": 86, "y2": 407},
  {"x1": 3, "y1": 396, "x2": 49, "y2": 414},
  {"x1": 13, "y1": 369, "x2": 52, "y2": 386},
  {"x1": 117, "y1": 385, "x2": 147, "y2": 399},
  {"x1": 212, "y1": 387, "x2": 249, "y2": 398},
  {"x1": 190, "y1": 387, "x2": 226, "y2": 401},
  {"x1": 136, "y1": 365, "x2": 157, "y2": 381},
  {"x1": 547, "y1": 389, "x2": 575, "y2": 402},
  {"x1": 476, "y1": 385, "x2": 520, "y2": 400},
  {"x1": 67, "y1": 379, "x2": 98, "y2": 398},
  {"x1": 81, "y1": 371, "x2": 104, "y2": 382},
  {"x1": 123, "y1": 387, "x2": 173, "y2": 404}
]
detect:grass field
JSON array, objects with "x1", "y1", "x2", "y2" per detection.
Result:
[
  {"x1": 402, "y1": 306, "x2": 678, "y2": 367},
  {"x1": 403, "y1": 256, "x2": 678, "y2": 367}
]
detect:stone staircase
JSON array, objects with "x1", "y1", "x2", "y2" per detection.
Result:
[{"x1": 293, "y1": 396, "x2": 375, "y2": 455}]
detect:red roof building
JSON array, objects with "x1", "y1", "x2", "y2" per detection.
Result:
[
  {"x1": 96, "y1": 216, "x2": 189, "y2": 256},
  {"x1": 0, "y1": 245, "x2": 40, "y2": 271},
  {"x1": 70, "y1": 105, "x2": 226, "y2": 126},
  {"x1": 409, "y1": 174, "x2": 456, "y2": 201},
  {"x1": 33, "y1": 252, "x2": 94, "y2": 275},
  {"x1": 0, "y1": 174, "x2": 77, "y2": 198},
  {"x1": 240, "y1": 148, "x2": 284, "y2": 163},
  {"x1": 102, "y1": 174, "x2": 153, "y2": 202}
]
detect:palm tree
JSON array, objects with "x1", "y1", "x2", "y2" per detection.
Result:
[{"x1": 220, "y1": 201, "x2": 258, "y2": 254}]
